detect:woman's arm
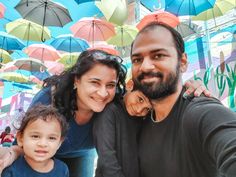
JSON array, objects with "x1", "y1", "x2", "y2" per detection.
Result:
[{"x1": 0, "y1": 146, "x2": 23, "y2": 174}]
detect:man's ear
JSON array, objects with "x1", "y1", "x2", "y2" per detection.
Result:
[
  {"x1": 180, "y1": 53, "x2": 188, "y2": 73},
  {"x1": 16, "y1": 132, "x2": 23, "y2": 147}
]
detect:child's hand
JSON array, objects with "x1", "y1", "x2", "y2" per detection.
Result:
[
  {"x1": 124, "y1": 90, "x2": 152, "y2": 117},
  {"x1": 183, "y1": 80, "x2": 212, "y2": 98}
]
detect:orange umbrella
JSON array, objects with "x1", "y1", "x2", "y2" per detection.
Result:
[
  {"x1": 0, "y1": 3, "x2": 5, "y2": 19},
  {"x1": 136, "y1": 10, "x2": 180, "y2": 31},
  {"x1": 70, "y1": 17, "x2": 115, "y2": 43}
]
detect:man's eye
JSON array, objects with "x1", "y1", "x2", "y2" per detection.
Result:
[
  {"x1": 132, "y1": 58, "x2": 142, "y2": 64},
  {"x1": 153, "y1": 54, "x2": 165, "y2": 59}
]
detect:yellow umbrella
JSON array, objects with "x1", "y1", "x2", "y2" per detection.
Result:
[
  {"x1": 0, "y1": 72, "x2": 34, "y2": 84},
  {"x1": 107, "y1": 25, "x2": 138, "y2": 47},
  {"x1": 6, "y1": 18, "x2": 51, "y2": 43},
  {"x1": 0, "y1": 49, "x2": 12, "y2": 64},
  {"x1": 95, "y1": 0, "x2": 128, "y2": 26},
  {"x1": 192, "y1": 0, "x2": 235, "y2": 23},
  {"x1": 57, "y1": 52, "x2": 80, "y2": 69}
]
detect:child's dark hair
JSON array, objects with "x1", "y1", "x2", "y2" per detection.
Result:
[{"x1": 18, "y1": 104, "x2": 68, "y2": 137}]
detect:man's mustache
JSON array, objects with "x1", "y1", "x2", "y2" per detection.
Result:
[{"x1": 138, "y1": 72, "x2": 163, "y2": 80}]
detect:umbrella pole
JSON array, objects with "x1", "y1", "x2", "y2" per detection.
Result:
[{"x1": 41, "y1": 1, "x2": 48, "y2": 42}]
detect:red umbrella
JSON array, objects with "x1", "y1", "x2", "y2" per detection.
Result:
[
  {"x1": 136, "y1": 10, "x2": 180, "y2": 31},
  {"x1": 88, "y1": 42, "x2": 119, "y2": 55},
  {"x1": 70, "y1": 17, "x2": 115, "y2": 43},
  {"x1": 0, "y1": 3, "x2": 5, "y2": 19}
]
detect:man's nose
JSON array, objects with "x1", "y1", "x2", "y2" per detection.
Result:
[{"x1": 140, "y1": 57, "x2": 155, "y2": 72}]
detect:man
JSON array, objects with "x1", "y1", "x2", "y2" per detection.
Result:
[{"x1": 130, "y1": 22, "x2": 236, "y2": 177}]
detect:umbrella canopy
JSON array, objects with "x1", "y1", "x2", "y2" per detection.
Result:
[
  {"x1": 15, "y1": 0, "x2": 72, "y2": 27},
  {"x1": 50, "y1": 34, "x2": 89, "y2": 53},
  {"x1": 57, "y1": 52, "x2": 80, "y2": 69},
  {"x1": 89, "y1": 43, "x2": 119, "y2": 55},
  {"x1": 24, "y1": 44, "x2": 61, "y2": 62},
  {"x1": 192, "y1": 0, "x2": 235, "y2": 22},
  {"x1": 175, "y1": 21, "x2": 200, "y2": 39},
  {"x1": 0, "y1": 49, "x2": 12, "y2": 64},
  {"x1": 44, "y1": 61, "x2": 65, "y2": 75},
  {"x1": 0, "y1": 32, "x2": 25, "y2": 51},
  {"x1": 95, "y1": 0, "x2": 128, "y2": 25},
  {"x1": 136, "y1": 10, "x2": 180, "y2": 30},
  {"x1": 6, "y1": 19, "x2": 51, "y2": 43},
  {"x1": 0, "y1": 3, "x2": 6, "y2": 19},
  {"x1": 70, "y1": 17, "x2": 116, "y2": 43},
  {"x1": 3, "y1": 58, "x2": 47, "y2": 72},
  {"x1": 74, "y1": 0, "x2": 96, "y2": 4},
  {"x1": 0, "y1": 72, "x2": 36, "y2": 84},
  {"x1": 107, "y1": 25, "x2": 138, "y2": 47},
  {"x1": 165, "y1": 0, "x2": 216, "y2": 16}
]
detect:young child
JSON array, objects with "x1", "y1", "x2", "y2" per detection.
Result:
[{"x1": 1, "y1": 104, "x2": 69, "y2": 177}]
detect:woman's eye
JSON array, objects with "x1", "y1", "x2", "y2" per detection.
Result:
[{"x1": 107, "y1": 84, "x2": 116, "y2": 89}]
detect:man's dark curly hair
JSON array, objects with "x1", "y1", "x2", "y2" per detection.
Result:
[{"x1": 43, "y1": 49, "x2": 127, "y2": 121}]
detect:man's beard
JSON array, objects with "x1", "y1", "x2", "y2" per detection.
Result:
[{"x1": 133, "y1": 63, "x2": 180, "y2": 100}]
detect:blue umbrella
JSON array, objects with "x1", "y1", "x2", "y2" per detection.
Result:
[
  {"x1": 164, "y1": 0, "x2": 216, "y2": 16},
  {"x1": 0, "y1": 31, "x2": 25, "y2": 50},
  {"x1": 74, "y1": 0, "x2": 97, "y2": 4},
  {"x1": 50, "y1": 34, "x2": 89, "y2": 52}
]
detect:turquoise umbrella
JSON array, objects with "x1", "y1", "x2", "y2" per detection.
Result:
[{"x1": 0, "y1": 32, "x2": 25, "y2": 51}]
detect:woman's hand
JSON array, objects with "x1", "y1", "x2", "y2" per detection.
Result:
[
  {"x1": 183, "y1": 80, "x2": 212, "y2": 98},
  {"x1": 124, "y1": 90, "x2": 152, "y2": 117},
  {"x1": 0, "y1": 146, "x2": 23, "y2": 174}
]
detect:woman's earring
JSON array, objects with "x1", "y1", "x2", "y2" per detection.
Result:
[{"x1": 73, "y1": 84, "x2": 77, "y2": 90}]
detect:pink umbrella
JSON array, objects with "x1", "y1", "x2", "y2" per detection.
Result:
[
  {"x1": 24, "y1": 44, "x2": 61, "y2": 62},
  {"x1": 136, "y1": 10, "x2": 180, "y2": 30},
  {"x1": 70, "y1": 17, "x2": 116, "y2": 43},
  {"x1": 44, "y1": 61, "x2": 65, "y2": 75},
  {"x1": 88, "y1": 43, "x2": 119, "y2": 55},
  {"x1": 0, "y1": 3, "x2": 6, "y2": 19}
]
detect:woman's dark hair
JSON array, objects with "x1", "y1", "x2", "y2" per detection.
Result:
[
  {"x1": 44, "y1": 49, "x2": 127, "y2": 121},
  {"x1": 17, "y1": 104, "x2": 68, "y2": 137}
]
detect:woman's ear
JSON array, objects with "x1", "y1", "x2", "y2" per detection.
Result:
[
  {"x1": 126, "y1": 79, "x2": 134, "y2": 92},
  {"x1": 180, "y1": 53, "x2": 188, "y2": 73},
  {"x1": 16, "y1": 132, "x2": 23, "y2": 148}
]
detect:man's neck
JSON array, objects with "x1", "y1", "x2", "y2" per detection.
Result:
[{"x1": 151, "y1": 84, "x2": 183, "y2": 122}]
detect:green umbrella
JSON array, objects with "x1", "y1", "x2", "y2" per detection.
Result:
[
  {"x1": 0, "y1": 72, "x2": 34, "y2": 84},
  {"x1": 107, "y1": 25, "x2": 138, "y2": 47},
  {"x1": 6, "y1": 18, "x2": 51, "y2": 43}
]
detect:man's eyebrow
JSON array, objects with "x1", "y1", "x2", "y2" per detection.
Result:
[{"x1": 131, "y1": 48, "x2": 169, "y2": 57}]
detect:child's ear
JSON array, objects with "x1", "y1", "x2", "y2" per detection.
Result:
[{"x1": 16, "y1": 132, "x2": 23, "y2": 147}]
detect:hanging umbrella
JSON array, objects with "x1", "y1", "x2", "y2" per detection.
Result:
[
  {"x1": 3, "y1": 58, "x2": 47, "y2": 72},
  {"x1": 192, "y1": 0, "x2": 235, "y2": 25},
  {"x1": 95, "y1": 0, "x2": 128, "y2": 25},
  {"x1": 15, "y1": 0, "x2": 72, "y2": 27},
  {"x1": 0, "y1": 80, "x2": 4, "y2": 98},
  {"x1": 44, "y1": 61, "x2": 65, "y2": 75},
  {"x1": 136, "y1": 10, "x2": 180, "y2": 30},
  {"x1": 0, "y1": 72, "x2": 36, "y2": 84},
  {"x1": 74, "y1": 0, "x2": 97, "y2": 4},
  {"x1": 107, "y1": 25, "x2": 138, "y2": 47},
  {"x1": 24, "y1": 44, "x2": 61, "y2": 62},
  {"x1": 0, "y1": 3, "x2": 6, "y2": 19},
  {"x1": 6, "y1": 19, "x2": 51, "y2": 43},
  {"x1": 50, "y1": 34, "x2": 89, "y2": 53},
  {"x1": 89, "y1": 43, "x2": 119, "y2": 55},
  {"x1": 165, "y1": 0, "x2": 216, "y2": 16},
  {"x1": 0, "y1": 49, "x2": 12, "y2": 64},
  {"x1": 175, "y1": 21, "x2": 200, "y2": 39},
  {"x1": 57, "y1": 52, "x2": 80, "y2": 69},
  {"x1": 0, "y1": 31, "x2": 25, "y2": 51},
  {"x1": 70, "y1": 17, "x2": 115, "y2": 43}
]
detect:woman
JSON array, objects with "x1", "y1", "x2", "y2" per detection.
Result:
[{"x1": 0, "y1": 50, "x2": 208, "y2": 177}]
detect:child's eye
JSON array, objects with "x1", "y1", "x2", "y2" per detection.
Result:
[
  {"x1": 31, "y1": 135, "x2": 39, "y2": 139},
  {"x1": 49, "y1": 137, "x2": 57, "y2": 140}
]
